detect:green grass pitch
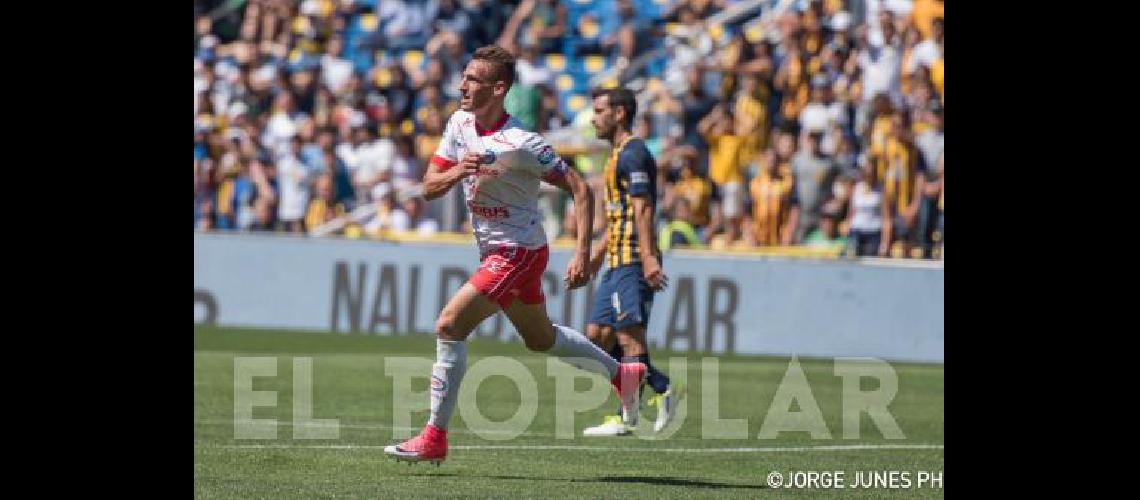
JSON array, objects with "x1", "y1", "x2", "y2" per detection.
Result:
[{"x1": 195, "y1": 326, "x2": 944, "y2": 498}]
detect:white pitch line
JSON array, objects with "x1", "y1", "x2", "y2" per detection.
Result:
[
  {"x1": 215, "y1": 443, "x2": 943, "y2": 453},
  {"x1": 198, "y1": 419, "x2": 549, "y2": 437}
]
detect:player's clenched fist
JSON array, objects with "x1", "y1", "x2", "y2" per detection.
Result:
[{"x1": 456, "y1": 152, "x2": 482, "y2": 180}]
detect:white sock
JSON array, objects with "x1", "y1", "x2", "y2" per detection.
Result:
[
  {"x1": 427, "y1": 339, "x2": 467, "y2": 430},
  {"x1": 549, "y1": 324, "x2": 619, "y2": 379}
]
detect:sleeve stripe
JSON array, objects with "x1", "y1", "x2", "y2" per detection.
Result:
[{"x1": 431, "y1": 155, "x2": 457, "y2": 170}]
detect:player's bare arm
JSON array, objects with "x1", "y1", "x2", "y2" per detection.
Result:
[
  {"x1": 423, "y1": 152, "x2": 480, "y2": 200},
  {"x1": 547, "y1": 166, "x2": 594, "y2": 290},
  {"x1": 632, "y1": 195, "x2": 667, "y2": 290}
]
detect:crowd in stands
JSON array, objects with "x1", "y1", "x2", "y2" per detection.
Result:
[{"x1": 194, "y1": 0, "x2": 943, "y2": 259}]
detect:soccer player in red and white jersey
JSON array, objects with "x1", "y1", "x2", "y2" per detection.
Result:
[{"x1": 383, "y1": 46, "x2": 647, "y2": 465}]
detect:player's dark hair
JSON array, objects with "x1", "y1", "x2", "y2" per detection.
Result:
[{"x1": 591, "y1": 87, "x2": 637, "y2": 130}]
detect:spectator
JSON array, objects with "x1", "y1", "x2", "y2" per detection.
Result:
[
  {"x1": 372, "y1": 0, "x2": 436, "y2": 52},
  {"x1": 914, "y1": 105, "x2": 943, "y2": 173},
  {"x1": 251, "y1": 198, "x2": 277, "y2": 232},
  {"x1": 774, "y1": 45, "x2": 811, "y2": 129},
  {"x1": 845, "y1": 155, "x2": 887, "y2": 257},
  {"x1": 415, "y1": 106, "x2": 446, "y2": 167},
  {"x1": 917, "y1": 151, "x2": 943, "y2": 259},
  {"x1": 429, "y1": 0, "x2": 476, "y2": 53},
  {"x1": 197, "y1": 198, "x2": 216, "y2": 231},
  {"x1": 598, "y1": 0, "x2": 651, "y2": 64},
  {"x1": 321, "y1": 148, "x2": 355, "y2": 208},
  {"x1": 667, "y1": 155, "x2": 722, "y2": 243},
  {"x1": 733, "y1": 73, "x2": 769, "y2": 157},
  {"x1": 514, "y1": 43, "x2": 554, "y2": 88},
  {"x1": 505, "y1": 46, "x2": 543, "y2": 130},
  {"x1": 320, "y1": 35, "x2": 354, "y2": 94},
  {"x1": 353, "y1": 129, "x2": 395, "y2": 202},
  {"x1": 465, "y1": 0, "x2": 509, "y2": 52},
  {"x1": 658, "y1": 197, "x2": 703, "y2": 251},
  {"x1": 858, "y1": 10, "x2": 902, "y2": 109},
  {"x1": 790, "y1": 131, "x2": 840, "y2": 242},
  {"x1": 262, "y1": 92, "x2": 300, "y2": 153},
  {"x1": 909, "y1": 0, "x2": 945, "y2": 40},
  {"x1": 536, "y1": 84, "x2": 566, "y2": 133},
  {"x1": 746, "y1": 149, "x2": 799, "y2": 246},
  {"x1": 803, "y1": 198, "x2": 847, "y2": 251},
  {"x1": 699, "y1": 104, "x2": 746, "y2": 243},
  {"x1": 379, "y1": 65, "x2": 416, "y2": 126},
  {"x1": 880, "y1": 112, "x2": 922, "y2": 257},
  {"x1": 391, "y1": 192, "x2": 441, "y2": 235},
  {"x1": 834, "y1": 132, "x2": 861, "y2": 178},
  {"x1": 336, "y1": 126, "x2": 370, "y2": 181},
  {"x1": 499, "y1": 0, "x2": 567, "y2": 55},
  {"x1": 799, "y1": 75, "x2": 832, "y2": 135},
  {"x1": 656, "y1": 70, "x2": 717, "y2": 167},
  {"x1": 390, "y1": 134, "x2": 421, "y2": 192},
  {"x1": 277, "y1": 136, "x2": 313, "y2": 233},
  {"x1": 305, "y1": 174, "x2": 347, "y2": 232},
  {"x1": 772, "y1": 128, "x2": 797, "y2": 178},
  {"x1": 364, "y1": 183, "x2": 399, "y2": 234},
  {"x1": 866, "y1": 93, "x2": 894, "y2": 168},
  {"x1": 933, "y1": 152, "x2": 943, "y2": 259}
]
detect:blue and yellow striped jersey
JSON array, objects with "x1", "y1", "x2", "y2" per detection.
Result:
[{"x1": 603, "y1": 136, "x2": 658, "y2": 268}]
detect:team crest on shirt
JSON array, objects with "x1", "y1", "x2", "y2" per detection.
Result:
[
  {"x1": 480, "y1": 150, "x2": 497, "y2": 164},
  {"x1": 536, "y1": 145, "x2": 555, "y2": 165}
]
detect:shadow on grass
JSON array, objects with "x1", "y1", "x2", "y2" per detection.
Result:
[{"x1": 404, "y1": 471, "x2": 766, "y2": 490}]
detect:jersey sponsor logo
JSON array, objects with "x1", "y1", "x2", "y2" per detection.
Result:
[
  {"x1": 476, "y1": 166, "x2": 503, "y2": 177},
  {"x1": 630, "y1": 171, "x2": 649, "y2": 184},
  {"x1": 536, "y1": 145, "x2": 555, "y2": 165},
  {"x1": 467, "y1": 201, "x2": 510, "y2": 219}
]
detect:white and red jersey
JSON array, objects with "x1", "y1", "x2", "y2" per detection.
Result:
[{"x1": 431, "y1": 110, "x2": 569, "y2": 256}]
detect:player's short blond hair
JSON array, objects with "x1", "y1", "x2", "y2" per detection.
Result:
[{"x1": 471, "y1": 45, "x2": 516, "y2": 89}]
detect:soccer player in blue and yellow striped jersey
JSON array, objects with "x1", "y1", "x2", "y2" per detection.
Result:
[{"x1": 582, "y1": 87, "x2": 678, "y2": 436}]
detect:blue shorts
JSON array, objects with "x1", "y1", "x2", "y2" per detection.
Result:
[{"x1": 588, "y1": 264, "x2": 655, "y2": 330}]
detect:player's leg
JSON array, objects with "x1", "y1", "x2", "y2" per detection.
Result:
[
  {"x1": 503, "y1": 298, "x2": 646, "y2": 425},
  {"x1": 582, "y1": 322, "x2": 633, "y2": 436},
  {"x1": 611, "y1": 265, "x2": 678, "y2": 433},
  {"x1": 383, "y1": 283, "x2": 498, "y2": 464},
  {"x1": 429, "y1": 283, "x2": 499, "y2": 428},
  {"x1": 585, "y1": 323, "x2": 618, "y2": 352},
  {"x1": 582, "y1": 276, "x2": 634, "y2": 436},
  {"x1": 502, "y1": 299, "x2": 620, "y2": 377},
  {"x1": 585, "y1": 267, "x2": 620, "y2": 355},
  {"x1": 499, "y1": 250, "x2": 646, "y2": 425}
]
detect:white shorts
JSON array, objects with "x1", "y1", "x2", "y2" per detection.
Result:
[{"x1": 720, "y1": 181, "x2": 743, "y2": 219}]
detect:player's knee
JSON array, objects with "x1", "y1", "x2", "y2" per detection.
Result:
[
  {"x1": 435, "y1": 312, "x2": 462, "y2": 341},
  {"x1": 585, "y1": 324, "x2": 603, "y2": 344},
  {"x1": 617, "y1": 327, "x2": 647, "y2": 355},
  {"x1": 523, "y1": 334, "x2": 554, "y2": 352},
  {"x1": 522, "y1": 323, "x2": 556, "y2": 352}
]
